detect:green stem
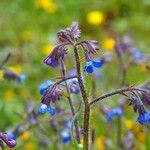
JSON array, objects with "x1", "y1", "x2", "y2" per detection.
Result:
[
  {"x1": 73, "y1": 46, "x2": 90, "y2": 150},
  {"x1": 60, "y1": 60, "x2": 80, "y2": 143},
  {"x1": 117, "y1": 117, "x2": 121, "y2": 148}
]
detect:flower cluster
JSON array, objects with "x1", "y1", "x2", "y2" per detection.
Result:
[
  {"x1": 38, "y1": 80, "x2": 63, "y2": 115},
  {"x1": 44, "y1": 22, "x2": 100, "y2": 71},
  {"x1": 44, "y1": 22, "x2": 81, "y2": 68}
]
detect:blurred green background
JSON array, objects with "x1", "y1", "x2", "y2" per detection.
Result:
[{"x1": 0, "y1": 0, "x2": 150, "y2": 149}]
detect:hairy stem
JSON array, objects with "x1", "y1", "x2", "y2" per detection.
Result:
[
  {"x1": 73, "y1": 46, "x2": 90, "y2": 150},
  {"x1": 89, "y1": 87, "x2": 150, "y2": 106},
  {"x1": 60, "y1": 60, "x2": 80, "y2": 143}
]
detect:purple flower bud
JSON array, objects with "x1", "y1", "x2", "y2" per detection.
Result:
[
  {"x1": 41, "y1": 85, "x2": 63, "y2": 104},
  {"x1": 44, "y1": 44, "x2": 67, "y2": 68},
  {"x1": 6, "y1": 139, "x2": 17, "y2": 148},
  {"x1": 57, "y1": 21, "x2": 80, "y2": 44},
  {"x1": 81, "y1": 40, "x2": 99, "y2": 54},
  {"x1": 68, "y1": 79, "x2": 80, "y2": 94}
]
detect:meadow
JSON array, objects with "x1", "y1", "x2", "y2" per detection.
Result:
[{"x1": 0, "y1": 0, "x2": 150, "y2": 149}]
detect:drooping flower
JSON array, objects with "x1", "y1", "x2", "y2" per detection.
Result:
[
  {"x1": 39, "y1": 80, "x2": 54, "y2": 95},
  {"x1": 0, "y1": 132, "x2": 17, "y2": 148},
  {"x1": 44, "y1": 44, "x2": 67, "y2": 68},
  {"x1": 38, "y1": 103, "x2": 56, "y2": 116},
  {"x1": 68, "y1": 79, "x2": 80, "y2": 94},
  {"x1": 3, "y1": 70, "x2": 27, "y2": 82},
  {"x1": 81, "y1": 40, "x2": 99, "y2": 54}
]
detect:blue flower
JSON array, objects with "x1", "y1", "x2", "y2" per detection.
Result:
[
  {"x1": 84, "y1": 59, "x2": 104, "y2": 74},
  {"x1": 84, "y1": 61, "x2": 94, "y2": 74},
  {"x1": 47, "y1": 105, "x2": 56, "y2": 116},
  {"x1": 92, "y1": 59, "x2": 103, "y2": 68},
  {"x1": 38, "y1": 103, "x2": 48, "y2": 114},
  {"x1": 38, "y1": 103, "x2": 56, "y2": 116},
  {"x1": 60, "y1": 130, "x2": 71, "y2": 143},
  {"x1": 132, "y1": 50, "x2": 143, "y2": 60},
  {"x1": 39, "y1": 80, "x2": 54, "y2": 95},
  {"x1": 137, "y1": 111, "x2": 150, "y2": 125},
  {"x1": 106, "y1": 107, "x2": 123, "y2": 122}
]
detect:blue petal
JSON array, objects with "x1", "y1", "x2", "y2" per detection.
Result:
[
  {"x1": 6, "y1": 132, "x2": 17, "y2": 140},
  {"x1": 85, "y1": 61, "x2": 94, "y2": 74},
  {"x1": 47, "y1": 105, "x2": 56, "y2": 116},
  {"x1": 39, "y1": 80, "x2": 53, "y2": 95},
  {"x1": 38, "y1": 104, "x2": 47, "y2": 114},
  {"x1": 92, "y1": 59, "x2": 103, "y2": 68}
]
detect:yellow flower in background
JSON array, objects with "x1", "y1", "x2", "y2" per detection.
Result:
[
  {"x1": 139, "y1": 64, "x2": 148, "y2": 73},
  {"x1": 0, "y1": 70, "x2": 4, "y2": 80},
  {"x1": 4, "y1": 90, "x2": 15, "y2": 101},
  {"x1": 24, "y1": 142, "x2": 36, "y2": 150},
  {"x1": 86, "y1": 11, "x2": 104, "y2": 26},
  {"x1": 36, "y1": 0, "x2": 57, "y2": 13},
  {"x1": 95, "y1": 136, "x2": 106, "y2": 150},
  {"x1": 8, "y1": 65, "x2": 22, "y2": 74},
  {"x1": 42, "y1": 44, "x2": 54, "y2": 55},
  {"x1": 125, "y1": 119, "x2": 134, "y2": 130},
  {"x1": 102, "y1": 38, "x2": 115, "y2": 51},
  {"x1": 137, "y1": 132, "x2": 146, "y2": 143},
  {"x1": 20, "y1": 131, "x2": 30, "y2": 141}
]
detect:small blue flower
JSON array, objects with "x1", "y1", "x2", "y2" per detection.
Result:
[
  {"x1": 47, "y1": 105, "x2": 56, "y2": 116},
  {"x1": 106, "y1": 107, "x2": 123, "y2": 122},
  {"x1": 84, "y1": 61, "x2": 94, "y2": 74},
  {"x1": 84, "y1": 59, "x2": 104, "y2": 74},
  {"x1": 137, "y1": 111, "x2": 150, "y2": 125},
  {"x1": 38, "y1": 103, "x2": 48, "y2": 114},
  {"x1": 60, "y1": 130, "x2": 71, "y2": 143},
  {"x1": 92, "y1": 59, "x2": 103, "y2": 68},
  {"x1": 39, "y1": 80, "x2": 54, "y2": 95},
  {"x1": 132, "y1": 50, "x2": 143, "y2": 60}
]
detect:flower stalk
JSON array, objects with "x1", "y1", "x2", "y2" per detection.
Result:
[{"x1": 73, "y1": 46, "x2": 90, "y2": 150}]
